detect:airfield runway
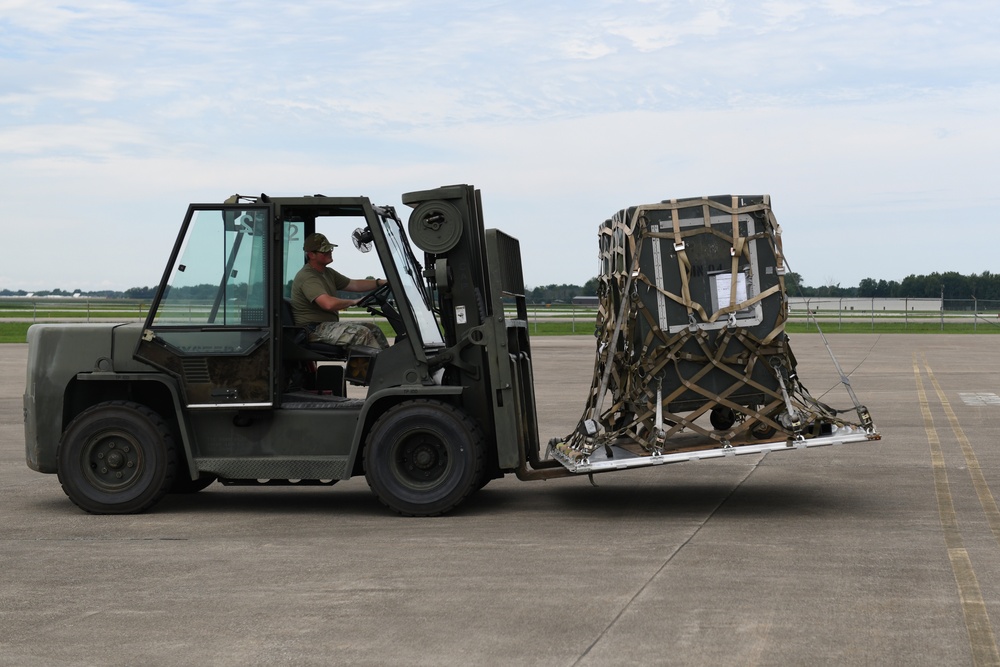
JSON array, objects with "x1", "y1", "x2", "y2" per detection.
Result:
[{"x1": 1, "y1": 335, "x2": 999, "y2": 666}]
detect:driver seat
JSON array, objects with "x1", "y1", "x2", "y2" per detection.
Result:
[
  {"x1": 280, "y1": 299, "x2": 348, "y2": 361},
  {"x1": 280, "y1": 299, "x2": 380, "y2": 387}
]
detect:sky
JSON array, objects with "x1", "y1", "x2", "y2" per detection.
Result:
[{"x1": 1, "y1": 0, "x2": 998, "y2": 292}]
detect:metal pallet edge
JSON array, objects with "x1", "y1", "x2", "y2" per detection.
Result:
[{"x1": 550, "y1": 428, "x2": 880, "y2": 474}]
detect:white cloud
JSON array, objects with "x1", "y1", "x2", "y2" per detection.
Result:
[
  {"x1": 0, "y1": 0, "x2": 89, "y2": 33},
  {"x1": 0, "y1": 1, "x2": 998, "y2": 291},
  {"x1": 822, "y1": 0, "x2": 891, "y2": 18},
  {"x1": 0, "y1": 120, "x2": 160, "y2": 158},
  {"x1": 760, "y1": 1, "x2": 809, "y2": 26},
  {"x1": 557, "y1": 38, "x2": 617, "y2": 60},
  {"x1": 602, "y1": 4, "x2": 734, "y2": 52}
]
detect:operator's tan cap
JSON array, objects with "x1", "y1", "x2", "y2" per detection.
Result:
[{"x1": 303, "y1": 233, "x2": 337, "y2": 252}]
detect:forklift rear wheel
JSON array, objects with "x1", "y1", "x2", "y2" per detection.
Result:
[
  {"x1": 57, "y1": 401, "x2": 177, "y2": 514},
  {"x1": 365, "y1": 400, "x2": 485, "y2": 516}
]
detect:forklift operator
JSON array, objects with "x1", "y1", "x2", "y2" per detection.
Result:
[{"x1": 290, "y1": 232, "x2": 389, "y2": 349}]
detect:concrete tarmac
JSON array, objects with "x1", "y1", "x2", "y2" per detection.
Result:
[{"x1": 2, "y1": 335, "x2": 1000, "y2": 666}]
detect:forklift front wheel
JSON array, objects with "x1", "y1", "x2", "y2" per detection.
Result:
[{"x1": 364, "y1": 400, "x2": 485, "y2": 516}]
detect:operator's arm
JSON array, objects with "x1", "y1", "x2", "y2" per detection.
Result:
[
  {"x1": 312, "y1": 293, "x2": 360, "y2": 312},
  {"x1": 313, "y1": 277, "x2": 387, "y2": 312},
  {"x1": 344, "y1": 278, "x2": 385, "y2": 293}
]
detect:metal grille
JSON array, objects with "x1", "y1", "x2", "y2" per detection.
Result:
[{"x1": 181, "y1": 357, "x2": 211, "y2": 384}]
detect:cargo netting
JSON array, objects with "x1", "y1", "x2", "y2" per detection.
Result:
[{"x1": 556, "y1": 195, "x2": 876, "y2": 462}]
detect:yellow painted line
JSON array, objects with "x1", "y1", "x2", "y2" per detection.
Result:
[
  {"x1": 923, "y1": 357, "x2": 1000, "y2": 549},
  {"x1": 950, "y1": 547, "x2": 1000, "y2": 666},
  {"x1": 915, "y1": 353, "x2": 1000, "y2": 666}
]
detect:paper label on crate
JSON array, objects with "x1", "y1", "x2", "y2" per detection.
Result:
[{"x1": 715, "y1": 273, "x2": 747, "y2": 307}]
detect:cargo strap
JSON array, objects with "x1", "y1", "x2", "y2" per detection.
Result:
[{"x1": 565, "y1": 196, "x2": 866, "y2": 457}]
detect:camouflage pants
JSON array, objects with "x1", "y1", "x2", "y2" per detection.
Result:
[{"x1": 310, "y1": 321, "x2": 389, "y2": 349}]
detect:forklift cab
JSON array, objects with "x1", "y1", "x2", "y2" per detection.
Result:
[{"x1": 133, "y1": 195, "x2": 446, "y2": 408}]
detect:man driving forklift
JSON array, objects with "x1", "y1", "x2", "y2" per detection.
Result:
[{"x1": 290, "y1": 232, "x2": 389, "y2": 349}]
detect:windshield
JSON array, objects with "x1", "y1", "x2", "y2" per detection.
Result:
[{"x1": 377, "y1": 207, "x2": 444, "y2": 346}]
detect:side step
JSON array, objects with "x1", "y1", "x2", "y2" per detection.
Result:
[{"x1": 549, "y1": 426, "x2": 879, "y2": 475}]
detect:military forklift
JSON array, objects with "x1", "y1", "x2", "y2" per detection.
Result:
[
  {"x1": 23, "y1": 185, "x2": 878, "y2": 516},
  {"x1": 24, "y1": 185, "x2": 565, "y2": 516}
]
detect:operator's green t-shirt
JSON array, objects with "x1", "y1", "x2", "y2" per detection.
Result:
[{"x1": 290, "y1": 265, "x2": 350, "y2": 326}]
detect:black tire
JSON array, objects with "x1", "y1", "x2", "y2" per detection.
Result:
[
  {"x1": 474, "y1": 466, "x2": 496, "y2": 493},
  {"x1": 710, "y1": 406, "x2": 737, "y2": 431},
  {"x1": 57, "y1": 401, "x2": 177, "y2": 514},
  {"x1": 364, "y1": 400, "x2": 485, "y2": 516}
]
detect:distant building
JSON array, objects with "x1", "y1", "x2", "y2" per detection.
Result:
[
  {"x1": 572, "y1": 296, "x2": 599, "y2": 307},
  {"x1": 788, "y1": 297, "x2": 942, "y2": 312}
]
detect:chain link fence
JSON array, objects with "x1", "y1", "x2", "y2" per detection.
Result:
[
  {"x1": 789, "y1": 297, "x2": 1000, "y2": 331},
  {"x1": 0, "y1": 298, "x2": 149, "y2": 322},
  {"x1": 4, "y1": 297, "x2": 1000, "y2": 333}
]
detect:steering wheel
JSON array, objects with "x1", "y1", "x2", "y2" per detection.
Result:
[
  {"x1": 356, "y1": 282, "x2": 404, "y2": 336},
  {"x1": 357, "y1": 282, "x2": 392, "y2": 309}
]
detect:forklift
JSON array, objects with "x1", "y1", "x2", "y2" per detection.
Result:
[{"x1": 23, "y1": 185, "x2": 878, "y2": 516}]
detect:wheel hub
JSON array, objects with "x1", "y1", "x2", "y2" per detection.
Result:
[
  {"x1": 396, "y1": 434, "x2": 449, "y2": 485},
  {"x1": 85, "y1": 435, "x2": 141, "y2": 491},
  {"x1": 412, "y1": 445, "x2": 437, "y2": 470},
  {"x1": 105, "y1": 449, "x2": 125, "y2": 469}
]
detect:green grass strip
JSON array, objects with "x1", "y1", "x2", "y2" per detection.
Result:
[{"x1": 4, "y1": 319, "x2": 1000, "y2": 344}]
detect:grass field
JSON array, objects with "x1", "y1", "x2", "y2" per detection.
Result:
[{"x1": 0, "y1": 323, "x2": 32, "y2": 343}]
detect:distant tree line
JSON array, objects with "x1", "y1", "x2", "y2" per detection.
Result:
[
  {"x1": 3, "y1": 271, "x2": 998, "y2": 307},
  {"x1": 530, "y1": 271, "x2": 1000, "y2": 307},
  {"x1": 785, "y1": 270, "x2": 1000, "y2": 307},
  {"x1": 0, "y1": 285, "x2": 220, "y2": 301},
  {"x1": 525, "y1": 279, "x2": 599, "y2": 304},
  {"x1": 124, "y1": 286, "x2": 158, "y2": 300},
  {"x1": 0, "y1": 287, "x2": 143, "y2": 299}
]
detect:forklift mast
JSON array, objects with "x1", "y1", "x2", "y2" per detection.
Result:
[{"x1": 401, "y1": 185, "x2": 550, "y2": 477}]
